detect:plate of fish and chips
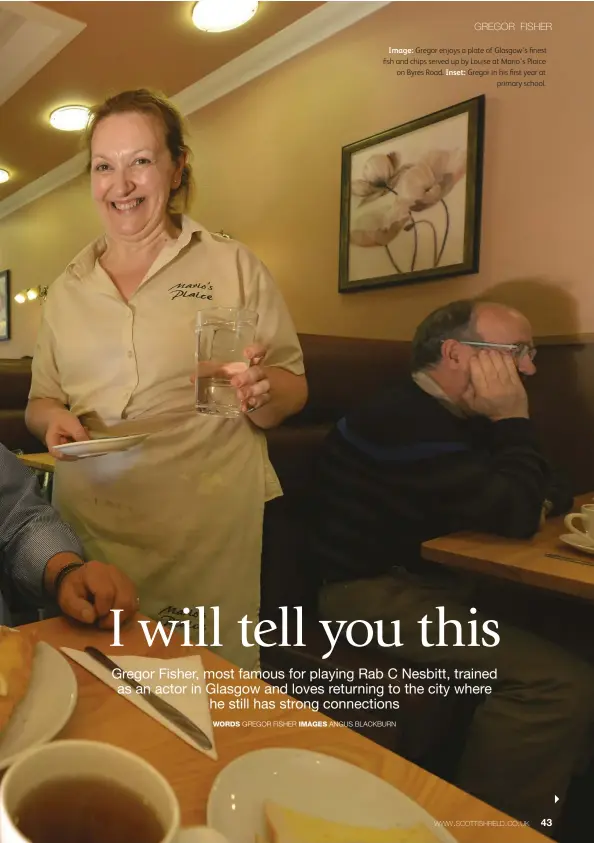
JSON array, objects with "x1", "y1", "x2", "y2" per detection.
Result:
[{"x1": 207, "y1": 748, "x2": 457, "y2": 843}]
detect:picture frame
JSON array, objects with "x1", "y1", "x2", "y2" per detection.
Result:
[
  {"x1": 339, "y1": 95, "x2": 485, "y2": 293},
  {"x1": 0, "y1": 269, "x2": 9, "y2": 341}
]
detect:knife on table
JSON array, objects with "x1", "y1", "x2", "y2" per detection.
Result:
[
  {"x1": 84, "y1": 646, "x2": 213, "y2": 752},
  {"x1": 544, "y1": 552, "x2": 594, "y2": 568}
]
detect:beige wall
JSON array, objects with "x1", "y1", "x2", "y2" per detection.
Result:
[
  {"x1": 0, "y1": 177, "x2": 98, "y2": 357},
  {"x1": 0, "y1": 2, "x2": 590, "y2": 358}
]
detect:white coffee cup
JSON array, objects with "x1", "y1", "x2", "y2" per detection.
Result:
[
  {"x1": 0, "y1": 740, "x2": 228, "y2": 843},
  {"x1": 564, "y1": 504, "x2": 594, "y2": 544}
]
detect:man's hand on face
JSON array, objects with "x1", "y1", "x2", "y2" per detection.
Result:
[
  {"x1": 45, "y1": 555, "x2": 138, "y2": 629},
  {"x1": 461, "y1": 350, "x2": 529, "y2": 422}
]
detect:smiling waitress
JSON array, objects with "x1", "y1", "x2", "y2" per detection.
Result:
[{"x1": 25, "y1": 89, "x2": 307, "y2": 668}]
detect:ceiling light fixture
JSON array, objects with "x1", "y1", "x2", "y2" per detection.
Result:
[
  {"x1": 0, "y1": 169, "x2": 10, "y2": 184},
  {"x1": 191, "y1": 0, "x2": 258, "y2": 33},
  {"x1": 49, "y1": 105, "x2": 90, "y2": 132}
]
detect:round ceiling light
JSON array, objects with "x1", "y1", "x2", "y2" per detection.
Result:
[
  {"x1": 0, "y1": 169, "x2": 10, "y2": 184},
  {"x1": 191, "y1": 0, "x2": 258, "y2": 33},
  {"x1": 49, "y1": 105, "x2": 90, "y2": 132}
]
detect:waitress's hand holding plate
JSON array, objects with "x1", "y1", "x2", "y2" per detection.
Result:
[{"x1": 46, "y1": 409, "x2": 90, "y2": 460}]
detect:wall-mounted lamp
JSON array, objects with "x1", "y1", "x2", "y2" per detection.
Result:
[{"x1": 14, "y1": 286, "x2": 48, "y2": 304}]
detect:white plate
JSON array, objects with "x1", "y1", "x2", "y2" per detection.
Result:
[
  {"x1": 52, "y1": 434, "x2": 149, "y2": 459},
  {"x1": 0, "y1": 642, "x2": 77, "y2": 769},
  {"x1": 207, "y1": 748, "x2": 457, "y2": 842},
  {"x1": 559, "y1": 533, "x2": 594, "y2": 555}
]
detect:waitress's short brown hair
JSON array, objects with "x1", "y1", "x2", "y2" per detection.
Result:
[{"x1": 84, "y1": 88, "x2": 193, "y2": 214}]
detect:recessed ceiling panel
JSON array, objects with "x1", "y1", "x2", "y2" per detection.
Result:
[{"x1": 0, "y1": 1, "x2": 85, "y2": 108}]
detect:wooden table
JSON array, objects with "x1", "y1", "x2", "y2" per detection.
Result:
[
  {"x1": 17, "y1": 452, "x2": 55, "y2": 472},
  {"x1": 28, "y1": 616, "x2": 546, "y2": 842},
  {"x1": 422, "y1": 493, "x2": 594, "y2": 601}
]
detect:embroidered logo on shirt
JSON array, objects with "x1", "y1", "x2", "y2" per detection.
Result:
[{"x1": 169, "y1": 282, "x2": 213, "y2": 301}]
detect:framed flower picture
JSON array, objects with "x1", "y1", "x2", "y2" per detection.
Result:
[
  {"x1": 338, "y1": 95, "x2": 485, "y2": 293},
  {"x1": 0, "y1": 269, "x2": 9, "y2": 341}
]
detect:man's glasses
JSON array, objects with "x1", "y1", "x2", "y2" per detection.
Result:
[{"x1": 458, "y1": 341, "x2": 537, "y2": 362}]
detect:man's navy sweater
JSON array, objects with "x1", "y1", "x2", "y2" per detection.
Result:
[{"x1": 311, "y1": 378, "x2": 572, "y2": 585}]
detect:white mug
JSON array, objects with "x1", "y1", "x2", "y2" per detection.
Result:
[
  {"x1": 0, "y1": 740, "x2": 228, "y2": 843},
  {"x1": 564, "y1": 504, "x2": 594, "y2": 544}
]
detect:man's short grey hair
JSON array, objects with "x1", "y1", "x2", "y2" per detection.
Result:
[{"x1": 410, "y1": 299, "x2": 481, "y2": 372}]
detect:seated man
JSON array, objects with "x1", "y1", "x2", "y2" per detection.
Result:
[
  {"x1": 312, "y1": 299, "x2": 594, "y2": 832},
  {"x1": 1, "y1": 442, "x2": 137, "y2": 627}
]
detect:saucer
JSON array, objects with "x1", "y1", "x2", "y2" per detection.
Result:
[
  {"x1": 559, "y1": 534, "x2": 594, "y2": 555},
  {"x1": 177, "y1": 830, "x2": 228, "y2": 842},
  {"x1": 52, "y1": 434, "x2": 149, "y2": 459}
]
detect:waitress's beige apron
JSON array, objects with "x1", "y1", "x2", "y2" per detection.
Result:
[{"x1": 52, "y1": 410, "x2": 280, "y2": 669}]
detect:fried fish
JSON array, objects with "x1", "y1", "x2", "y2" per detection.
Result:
[
  {"x1": 0, "y1": 626, "x2": 36, "y2": 732},
  {"x1": 263, "y1": 800, "x2": 443, "y2": 843}
]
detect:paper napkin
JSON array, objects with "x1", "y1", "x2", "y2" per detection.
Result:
[{"x1": 61, "y1": 649, "x2": 217, "y2": 760}]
